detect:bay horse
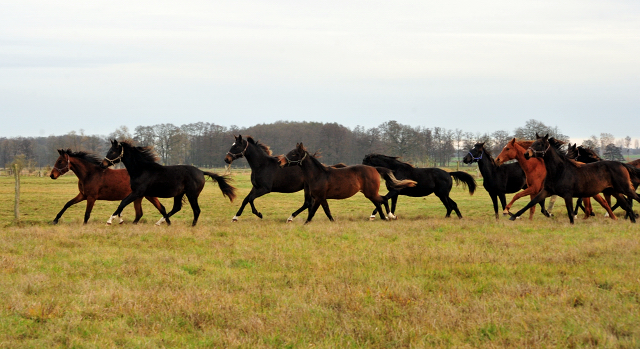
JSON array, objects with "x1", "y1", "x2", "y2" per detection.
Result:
[
  {"x1": 225, "y1": 135, "x2": 347, "y2": 222},
  {"x1": 100, "y1": 140, "x2": 236, "y2": 226},
  {"x1": 278, "y1": 143, "x2": 417, "y2": 224},
  {"x1": 495, "y1": 139, "x2": 611, "y2": 220},
  {"x1": 463, "y1": 142, "x2": 548, "y2": 220},
  {"x1": 566, "y1": 144, "x2": 639, "y2": 218},
  {"x1": 362, "y1": 154, "x2": 476, "y2": 219},
  {"x1": 509, "y1": 134, "x2": 640, "y2": 224},
  {"x1": 50, "y1": 149, "x2": 167, "y2": 224}
]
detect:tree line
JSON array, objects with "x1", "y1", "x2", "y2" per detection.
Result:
[{"x1": 1, "y1": 119, "x2": 637, "y2": 170}]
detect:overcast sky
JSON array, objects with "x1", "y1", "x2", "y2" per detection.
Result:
[{"x1": 1, "y1": 0, "x2": 639, "y2": 142}]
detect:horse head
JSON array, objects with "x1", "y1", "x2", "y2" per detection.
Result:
[
  {"x1": 101, "y1": 139, "x2": 124, "y2": 169},
  {"x1": 225, "y1": 135, "x2": 247, "y2": 164},
  {"x1": 463, "y1": 143, "x2": 485, "y2": 164},
  {"x1": 524, "y1": 133, "x2": 550, "y2": 160},
  {"x1": 495, "y1": 139, "x2": 518, "y2": 166},
  {"x1": 278, "y1": 143, "x2": 307, "y2": 168},
  {"x1": 50, "y1": 149, "x2": 71, "y2": 179}
]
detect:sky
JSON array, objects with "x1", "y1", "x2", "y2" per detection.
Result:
[{"x1": 1, "y1": 0, "x2": 639, "y2": 142}]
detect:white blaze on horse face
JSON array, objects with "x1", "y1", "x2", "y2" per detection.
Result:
[{"x1": 232, "y1": 142, "x2": 236, "y2": 146}]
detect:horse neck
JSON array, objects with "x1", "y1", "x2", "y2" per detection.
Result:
[
  {"x1": 477, "y1": 151, "x2": 498, "y2": 178},
  {"x1": 244, "y1": 143, "x2": 273, "y2": 168},
  {"x1": 300, "y1": 152, "x2": 325, "y2": 180},
  {"x1": 513, "y1": 143, "x2": 544, "y2": 173},
  {"x1": 120, "y1": 148, "x2": 144, "y2": 178},
  {"x1": 541, "y1": 147, "x2": 565, "y2": 179},
  {"x1": 68, "y1": 157, "x2": 95, "y2": 180}
]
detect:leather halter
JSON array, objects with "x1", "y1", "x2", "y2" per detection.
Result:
[
  {"x1": 53, "y1": 154, "x2": 70, "y2": 173},
  {"x1": 467, "y1": 151, "x2": 483, "y2": 162},
  {"x1": 103, "y1": 146, "x2": 124, "y2": 167},
  {"x1": 226, "y1": 140, "x2": 249, "y2": 159},
  {"x1": 527, "y1": 144, "x2": 551, "y2": 157},
  {"x1": 283, "y1": 151, "x2": 307, "y2": 166}
]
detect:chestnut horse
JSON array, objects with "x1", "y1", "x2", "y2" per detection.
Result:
[
  {"x1": 495, "y1": 139, "x2": 612, "y2": 219},
  {"x1": 50, "y1": 149, "x2": 167, "y2": 224},
  {"x1": 509, "y1": 134, "x2": 640, "y2": 224},
  {"x1": 278, "y1": 143, "x2": 416, "y2": 223}
]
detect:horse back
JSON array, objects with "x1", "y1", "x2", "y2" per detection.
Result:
[{"x1": 86, "y1": 168, "x2": 133, "y2": 200}]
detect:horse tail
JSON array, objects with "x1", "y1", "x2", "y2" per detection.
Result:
[
  {"x1": 621, "y1": 163, "x2": 640, "y2": 185},
  {"x1": 449, "y1": 171, "x2": 477, "y2": 195},
  {"x1": 375, "y1": 167, "x2": 417, "y2": 189},
  {"x1": 203, "y1": 171, "x2": 237, "y2": 202}
]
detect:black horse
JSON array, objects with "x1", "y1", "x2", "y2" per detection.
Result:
[
  {"x1": 224, "y1": 135, "x2": 346, "y2": 222},
  {"x1": 362, "y1": 154, "x2": 476, "y2": 219},
  {"x1": 509, "y1": 134, "x2": 640, "y2": 224},
  {"x1": 100, "y1": 140, "x2": 236, "y2": 226},
  {"x1": 463, "y1": 142, "x2": 548, "y2": 220}
]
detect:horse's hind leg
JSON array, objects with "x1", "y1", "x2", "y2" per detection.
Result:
[
  {"x1": 436, "y1": 194, "x2": 454, "y2": 218},
  {"x1": 145, "y1": 196, "x2": 168, "y2": 225},
  {"x1": 83, "y1": 197, "x2": 96, "y2": 224},
  {"x1": 186, "y1": 193, "x2": 201, "y2": 226},
  {"x1": 489, "y1": 194, "x2": 500, "y2": 220},
  {"x1": 449, "y1": 197, "x2": 463, "y2": 219},
  {"x1": 54, "y1": 193, "x2": 86, "y2": 224},
  {"x1": 163, "y1": 195, "x2": 184, "y2": 226},
  {"x1": 320, "y1": 201, "x2": 334, "y2": 222},
  {"x1": 612, "y1": 193, "x2": 636, "y2": 223},
  {"x1": 305, "y1": 199, "x2": 323, "y2": 224},
  {"x1": 289, "y1": 188, "x2": 312, "y2": 223},
  {"x1": 132, "y1": 198, "x2": 144, "y2": 224},
  {"x1": 563, "y1": 196, "x2": 575, "y2": 224},
  {"x1": 592, "y1": 194, "x2": 615, "y2": 220}
]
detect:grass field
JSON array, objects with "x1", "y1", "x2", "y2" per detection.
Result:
[{"x1": 1, "y1": 170, "x2": 639, "y2": 348}]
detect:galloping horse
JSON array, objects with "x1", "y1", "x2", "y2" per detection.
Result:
[
  {"x1": 101, "y1": 140, "x2": 236, "y2": 226},
  {"x1": 463, "y1": 142, "x2": 547, "y2": 220},
  {"x1": 566, "y1": 144, "x2": 639, "y2": 218},
  {"x1": 50, "y1": 149, "x2": 167, "y2": 224},
  {"x1": 224, "y1": 135, "x2": 346, "y2": 223},
  {"x1": 362, "y1": 154, "x2": 476, "y2": 219},
  {"x1": 278, "y1": 143, "x2": 416, "y2": 223},
  {"x1": 509, "y1": 134, "x2": 640, "y2": 224},
  {"x1": 495, "y1": 139, "x2": 611, "y2": 219}
]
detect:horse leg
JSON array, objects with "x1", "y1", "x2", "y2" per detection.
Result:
[
  {"x1": 489, "y1": 193, "x2": 500, "y2": 220},
  {"x1": 592, "y1": 194, "x2": 616, "y2": 220},
  {"x1": 132, "y1": 198, "x2": 144, "y2": 224},
  {"x1": 573, "y1": 198, "x2": 583, "y2": 218},
  {"x1": 611, "y1": 193, "x2": 636, "y2": 223},
  {"x1": 527, "y1": 194, "x2": 537, "y2": 220},
  {"x1": 232, "y1": 187, "x2": 265, "y2": 222},
  {"x1": 373, "y1": 199, "x2": 388, "y2": 221},
  {"x1": 383, "y1": 194, "x2": 395, "y2": 220},
  {"x1": 289, "y1": 188, "x2": 312, "y2": 223},
  {"x1": 109, "y1": 193, "x2": 140, "y2": 226},
  {"x1": 145, "y1": 196, "x2": 168, "y2": 225},
  {"x1": 582, "y1": 197, "x2": 593, "y2": 219},
  {"x1": 54, "y1": 193, "x2": 86, "y2": 224},
  {"x1": 509, "y1": 189, "x2": 549, "y2": 221},
  {"x1": 437, "y1": 194, "x2": 454, "y2": 218},
  {"x1": 504, "y1": 187, "x2": 536, "y2": 216},
  {"x1": 320, "y1": 201, "x2": 334, "y2": 222},
  {"x1": 449, "y1": 197, "x2": 463, "y2": 219},
  {"x1": 83, "y1": 197, "x2": 96, "y2": 224},
  {"x1": 305, "y1": 199, "x2": 323, "y2": 224},
  {"x1": 186, "y1": 193, "x2": 201, "y2": 227},
  {"x1": 563, "y1": 196, "x2": 575, "y2": 224}
]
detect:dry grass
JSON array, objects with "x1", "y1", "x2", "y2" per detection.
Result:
[{"x1": 0, "y1": 171, "x2": 639, "y2": 348}]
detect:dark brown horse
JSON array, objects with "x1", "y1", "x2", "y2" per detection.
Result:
[
  {"x1": 278, "y1": 143, "x2": 416, "y2": 223},
  {"x1": 50, "y1": 149, "x2": 167, "y2": 224},
  {"x1": 101, "y1": 140, "x2": 236, "y2": 226},
  {"x1": 509, "y1": 134, "x2": 640, "y2": 224},
  {"x1": 224, "y1": 135, "x2": 345, "y2": 223}
]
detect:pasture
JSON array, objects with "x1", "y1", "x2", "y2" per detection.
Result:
[{"x1": 1, "y1": 170, "x2": 639, "y2": 348}]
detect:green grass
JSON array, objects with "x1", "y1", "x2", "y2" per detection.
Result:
[{"x1": 0, "y1": 170, "x2": 639, "y2": 348}]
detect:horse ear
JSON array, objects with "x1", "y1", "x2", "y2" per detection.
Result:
[
  {"x1": 297, "y1": 142, "x2": 304, "y2": 150},
  {"x1": 543, "y1": 134, "x2": 549, "y2": 140},
  {"x1": 57, "y1": 149, "x2": 64, "y2": 155},
  {"x1": 478, "y1": 142, "x2": 485, "y2": 147},
  {"x1": 238, "y1": 135, "x2": 243, "y2": 142},
  {"x1": 509, "y1": 138, "x2": 515, "y2": 145}
]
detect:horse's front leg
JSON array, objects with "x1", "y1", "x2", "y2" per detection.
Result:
[
  {"x1": 305, "y1": 198, "x2": 323, "y2": 224},
  {"x1": 592, "y1": 194, "x2": 616, "y2": 220},
  {"x1": 83, "y1": 197, "x2": 96, "y2": 224},
  {"x1": 509, "y1": 189, "x2": 549, "y2": 221},
  {"x1": 320, "y1": 201, "x2": 334, "y2": 222},
  {"x1": 489, "y1": 193, "x2": 500, "y2": 220},
  {"x1": 289, "y1": 188, "x2": 312, "y2": 223},
  {"x1": 108, "y1": 193, "x2": 140, "y2": 225},
  {"x1": 564, "y1": 196, "x2": 575, "y2": 224},
  {"x1": 54, "y1": 193, "x2": 86, "y2": 224}
]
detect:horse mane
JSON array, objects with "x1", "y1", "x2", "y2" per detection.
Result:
[
  {"x1": 246, "y1": 136, "x2": 273, "y2": 156},
  {"x1": 515, "y1": 140, "x2": 533, "y2": 148},
  {"x1": 364, "y1": 153, "x2": 415, "y2": 168},
  {"x1": 578, "y1": 146, "x2": 602, "y2": 161},
  {"x1": 61, "y1": 149, "x2": 102, "y2": 166},
  {"x1": 119, "y1": 140, "x2": 160, "y2": 164},
  {"x1": 549, "y1": 138, "x2": 567, "y2": 156},
  {"x1": 299, "y1": 144, "x2": 329, "y2": 172},
  {"x1": 478, "y1": 144, "x2": 496, "y2": 164}
]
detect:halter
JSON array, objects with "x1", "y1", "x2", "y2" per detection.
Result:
[
  {"x1": 226, "y1": 140, "x2": 249, "y2": 159},
  {"x1": 468, "y1": 151, "x2": 483, "y2": 162},
  {"x1": 103, "y1": 146, "x2": 124, "y2": 167},
  {"x1": 53, "y1": 154, "x2": 70, "y2": 173},
  {"x1": 283, "y1": 151, "x2": 307, "y2": 166},
  {"x1": 527, "y1": 144, "x2": 551, "y2": 157}
]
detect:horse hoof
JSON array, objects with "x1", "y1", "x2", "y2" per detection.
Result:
[
  {"x1": 508, "y1": 215, "x2": 517, "y2": 221},
  {"x1": 286, "y1": 216, "x2": 294, "y2": 223},
  {"x1": 388, "y1": 213, "x2": 397, "y2": 220},
  {"x1": 232, "y1": 216, "x2": 239, "y2": 222},
  {"x1": 604, "y1": 213, "x2": 609, "y2": 218},
  {"x1": 155, "y1": 217, "x2": 166, "y2": 226},
  {"x1": 369, "y1": 215, "x2": 376, "y2": 221}
]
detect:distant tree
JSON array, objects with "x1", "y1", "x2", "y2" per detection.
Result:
[
  {"x1": 603, "y1": 143, "x2": 625, "y2": 161},
  {"x1": 513, "y1": 119, "x2": 569, "y2": 142},
  {"x1": 581, "y1": 138, "x2": 598, "y2": 150},
  {"x1": 109, "y1": 126, "x2": 133, "y2": 142},
  {"x1": 599, "y1": 133, "x2": 614, "y2": 157},
  {"x1": 624, "y1": 136, "x2": 631, "y2": 160},
  {"x1": 491, "y1": 130, "x2": 512, "y2": 155}
]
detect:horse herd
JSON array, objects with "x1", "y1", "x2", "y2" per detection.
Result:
[{"x1": 48, "y1": 134, "x2": 640, "y2": 226}]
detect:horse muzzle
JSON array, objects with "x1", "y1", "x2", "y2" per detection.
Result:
[
  {"x1": 224, "y1": 155, "x2": 233, "y2": 164},
  {"x1": 100, "y1": 160, "x2": 110, "y2": 169}
]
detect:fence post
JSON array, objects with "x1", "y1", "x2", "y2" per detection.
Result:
[{"x1": 14, "y1": 163, "x2": 20, "y2": 222}]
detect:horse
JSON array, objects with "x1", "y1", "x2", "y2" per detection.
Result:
[
  {"x1": 277, "y1": 143, "x2": 416, "y2": 224},
  {"x1": 362, "y1": 154, "x2": 476, "y2": 219},
  {"x1": 100, "y1": 140, "x2": 236, "y2": 226},
  {"x1": 495, "y1": 139, "x2": 612, "y2": 220},
  {"x1": 463, "y1": 142, "x2": 548, "y2": 220},
  {"x1": 509, "y1": 134, "x2": 640, "y2": 224},
  {"x1": 566, "y1": 144, "x2": 639, "y2": 218},
  {"x1": 225, "y1": 135, "x2": 347, "y2": 222},
  {"x1": 50, "y1": 149, "x2": 167, "y2": 225}
]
